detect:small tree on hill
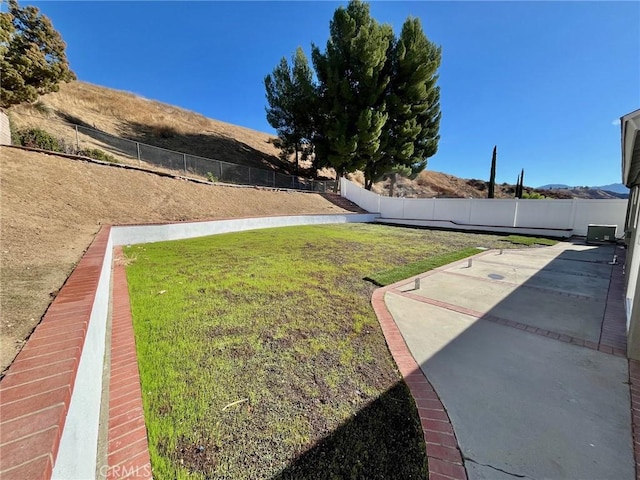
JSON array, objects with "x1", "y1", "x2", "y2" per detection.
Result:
[{"x1": 0, "y1": 0, "x2": 75, "y2": 108}]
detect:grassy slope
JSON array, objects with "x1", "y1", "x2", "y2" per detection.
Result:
[{"x1": 125, "y1": 224, "x2": 541, "y2": 479}]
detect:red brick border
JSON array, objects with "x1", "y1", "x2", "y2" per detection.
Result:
[
  {"x1": 106, "y1": 247, "x2": 152, "y2": 480},
  {"x1": 371, "y1": 286, "x2": 467, "y2": 480},
  {"x1": 0, "y1": 226, "x2": 111, "y2": 479}
]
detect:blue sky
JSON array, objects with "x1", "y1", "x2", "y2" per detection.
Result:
[{"x1": 24, "y1": 1, "x2": 640, "y2": 187}]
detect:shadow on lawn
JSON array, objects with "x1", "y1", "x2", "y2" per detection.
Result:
[{"x1": 272, "y1": 381, "x2": 427, "y2": 480}]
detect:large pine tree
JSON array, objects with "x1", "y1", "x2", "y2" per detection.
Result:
[
  {"x1": 264, "y1": 1, "x2": 442, "y2": 191},
  {"x1": 311, "y1": 0, "x2": 392, "y2": 188},
  {"x1": 364, "y1": 17, "x2": 441, "y2": 190}
]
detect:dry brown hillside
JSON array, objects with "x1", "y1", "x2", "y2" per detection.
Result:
[
  {"x1": 7, "y1": 81, "x2": 297, "y2": 174},
  {"x1": 0, "y1": 147, "x2": 355, "y2": 372},
  {"x1": 348, "y1": 170, "x2": 624, "y2": 200},
  {"x1": 349, "y1": 170, "x2": 530, "y2": 199},
  {"x1": 7, "y1": 81, "x2": 622, "y2": 199}
]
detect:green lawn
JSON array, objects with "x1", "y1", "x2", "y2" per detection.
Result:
[
  {"x1": 124, "y1": 224, "x2": 550, "y2": 479},
  {"x1": 502, "y1": 235, "x2": 558, "y2": 246},
  {"x1": 366, "y1": 247, "x2": 483, "y2": 286}
]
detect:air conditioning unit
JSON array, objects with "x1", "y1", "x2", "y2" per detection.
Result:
[{"x1": 586, "y1": 224, "x2": 617, "y2": 244}]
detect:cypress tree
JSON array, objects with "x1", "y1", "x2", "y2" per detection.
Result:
[
  {"x1": 488, "y1": 145, "x2": 497, "y2": 198},
  {"x1": 515, "y1": 168, "x2": 525, "y2": 198}
]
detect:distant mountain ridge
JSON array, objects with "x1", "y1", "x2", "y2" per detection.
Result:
[{"x1": 539, "y1": 182, "x2": 628, "y2": 194}]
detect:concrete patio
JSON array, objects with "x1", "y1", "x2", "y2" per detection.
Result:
[{"x1": 383, "y1": 241, "x2": 634, "y2": 479}]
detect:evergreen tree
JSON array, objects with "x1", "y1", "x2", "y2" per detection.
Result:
[
  {"x1": 365, "y1": 17, "x2": 441, "y2": 190},
  {"x1": 264, "y1": 47, "x2": 315, "y2": 174},
  {"x1": 515, "y1": 168, "x2": 525, "y2": 198},
  {"x1": 0, "y1": 0, "x2": 75, "y2": 108},
  {"x1": 311, "y1": 0, "x2": 393, "y2": 189},
  {"x1": 488, "y1": 145, "x2": 497, "y2": 198},
  {"x1": 264, "y1": 1, "x2": 443, "y2": 190}
]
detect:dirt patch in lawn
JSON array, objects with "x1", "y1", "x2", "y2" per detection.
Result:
[{"x1": 0, "y1": 147, "x2": 355, "y2": 373}]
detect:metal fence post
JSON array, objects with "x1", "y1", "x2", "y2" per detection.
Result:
[
  {"x1": 75, "y1": 125, "x2": 79, "y2": 151},
  {"x1": 248, "y1": 167, "x2": 251, "y2": 185},
  {"x1": 272, "y1": 171, "x2": 276, "y2": 188},
  {"x1": 183, "y1": 153, "x2": 187, "y2": 174},
  {"x1": 136, "y1": 142, "x2": 141, "y2": 166}
]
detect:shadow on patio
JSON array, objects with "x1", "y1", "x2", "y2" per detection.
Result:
[{"x1": 384, "y1": 240, "x2": 633, "y2": 479}]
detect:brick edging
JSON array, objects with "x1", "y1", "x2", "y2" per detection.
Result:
[
  {"x1": 0, "y1": 226, "x2": 111, "y2": 479},
  {"x1": 106, "y1": 247, "x2": 152, "y2": 479},
  {"x1": 371, "y1": 286, "x2": 467, "y2": 480}
]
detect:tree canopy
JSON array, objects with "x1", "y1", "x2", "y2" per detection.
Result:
[
  {"x1": 0, "y1": 0, "x2": 75, "y2": 108},
  {"x1": 311, "y1": 0, "x2": 393, "y2": 183},
  {"x1": 264, "y1": 0, "x2": 442, "y2": 191}
]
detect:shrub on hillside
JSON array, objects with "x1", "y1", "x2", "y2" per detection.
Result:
[
  {"x1": 79, "y1": 148, "x2": 118, "y2": 163},
  {"x1": 16, "y1": 128, "x2": 61, "y2": 151},
  {"x1": 522, "y1": 190, "x2": 546, "y2": 200}
]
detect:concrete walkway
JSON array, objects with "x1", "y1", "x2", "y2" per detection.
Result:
[{"x1": 384, "y1": 242, "x2": 634, "y2": 480}]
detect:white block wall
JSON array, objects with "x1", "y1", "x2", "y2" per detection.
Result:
[{"x1": 341, "y1": 178, "x2": 628, "y2": 237}]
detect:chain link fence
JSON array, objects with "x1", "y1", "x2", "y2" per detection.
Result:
[
  {"x1": 73, "y1": 123, "x2": 335, "y2": 191},
  {"x1": 15, "y1": 113, "x2": 335, "y2": 192}
]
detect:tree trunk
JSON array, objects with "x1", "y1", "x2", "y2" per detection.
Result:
[
  {"x1": 388, "y1": 173, "x2": 397, "y2": 197},
  {"x1": 333, "y1": 168, "x2": 342, "y2": 193}
]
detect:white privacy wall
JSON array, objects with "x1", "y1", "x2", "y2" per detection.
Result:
[{"x1": 341, "y1": 178, "x2": 627, "y2": 237}]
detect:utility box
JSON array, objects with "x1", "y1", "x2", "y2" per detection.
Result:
[{"x1": 586, "y1": 224, "x2": 617, "y2": 244}]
